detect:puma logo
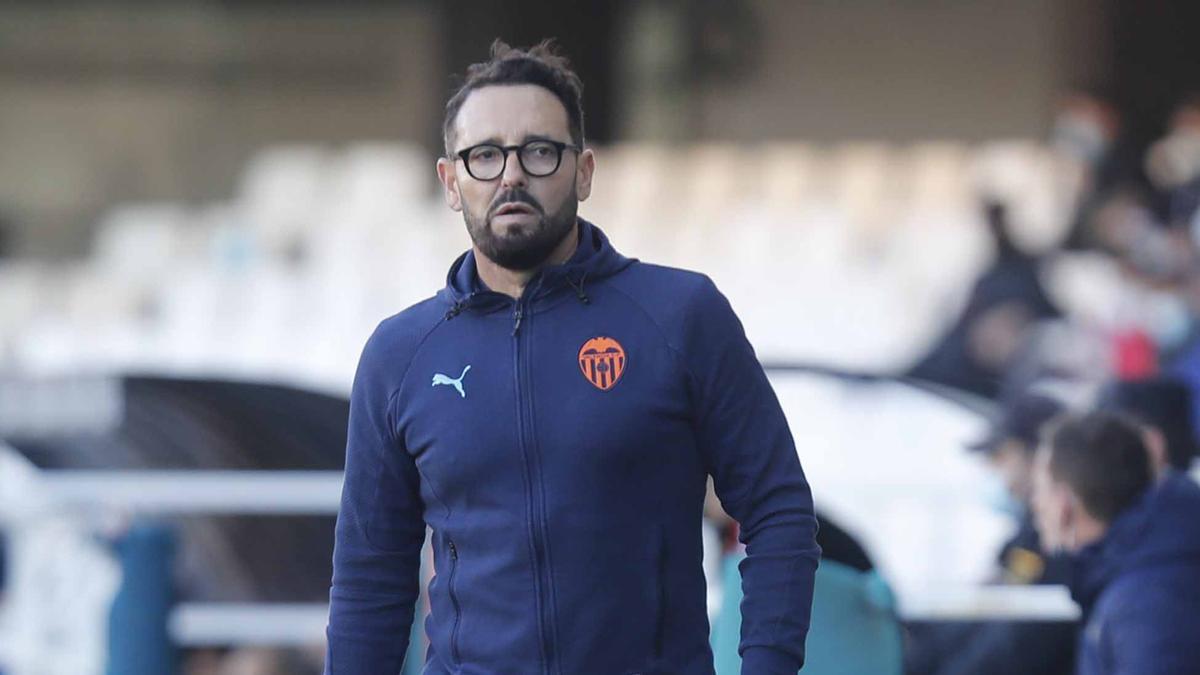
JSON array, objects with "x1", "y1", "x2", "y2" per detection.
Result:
[{"x1": 431, "y1": 365, "x2": 471, "y2": 398}]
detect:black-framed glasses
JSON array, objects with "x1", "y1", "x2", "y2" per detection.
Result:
[{"x1": 454, "y1": 140, "x2": 581, "y2": 181}]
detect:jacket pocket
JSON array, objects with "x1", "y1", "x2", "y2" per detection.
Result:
[
  {"x1": 653, "y1": 525, "x2": 667, "y2": 660},
  {"x1": 446, "y1": 535, "x2": 463, "y2": 666}
]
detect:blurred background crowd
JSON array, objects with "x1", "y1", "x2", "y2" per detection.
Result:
[{"x1": 1, "y1": 1, "x2": 1199, "y2": 674}]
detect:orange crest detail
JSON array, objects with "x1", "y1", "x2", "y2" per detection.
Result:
[{"x1": 578, "y1": 336, "x2": 627, "y2": 391}]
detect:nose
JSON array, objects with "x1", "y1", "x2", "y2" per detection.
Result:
[{"x1": 499, "y1": 148, "x2": 529, "y2": 189}]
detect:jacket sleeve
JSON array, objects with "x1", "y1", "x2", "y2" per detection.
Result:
[
  {"x1": 325, "y1": 327, "x2": 427, "y2": 674},
  {"x1": 681, "y1": 277, "x2": 821, "y2": 674}
]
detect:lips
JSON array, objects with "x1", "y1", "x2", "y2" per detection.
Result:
[{"x1": 493, "y1": 202, "x2": 538, "y2": 217}]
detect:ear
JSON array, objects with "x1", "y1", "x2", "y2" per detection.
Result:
[
  {"x1": 1063, "y1": 488, "x2": 1087, "y2": 531},
  {"x1": 437, "y1": 156, "x2": 463, "y2": 212},
  {"x1": 1143, "y1": 427, "x2": 1169, "y2": 478},
  {"x1": 575, "y1": 147, "x2": 596, "y2": 202}
]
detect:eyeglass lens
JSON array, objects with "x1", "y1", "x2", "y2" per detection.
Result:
[{"x1": 467, "y1": 141, "x2": 563, "y2": 179}]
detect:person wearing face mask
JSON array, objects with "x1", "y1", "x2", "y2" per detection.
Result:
[
  {"x1": 970, "y1": 393, "x2": 1073, "y2": 586},
  {"x1": 1145, "y1": 94, "x2": 1200, "y2": 231},
  {"x1": 1032, "y1": 412, "x2": 1200, "y2": 675},
  {"x1": 1053, "y1": 87, "x2": 1140, "y2": 253},
  {"x1": 906, "y1": 392, "x2": 1076, "y2": 675}
]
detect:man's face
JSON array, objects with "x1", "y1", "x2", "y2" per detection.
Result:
[
  {"x1": 986, "y1": 439, "x2": 1036, "y2": 506},
  {"x1": 1031, "y1": 445, "x2": 1075, "y2": 553},
  {"x1": 437, "y1": 84, "x2": 595, "y2": 271}
]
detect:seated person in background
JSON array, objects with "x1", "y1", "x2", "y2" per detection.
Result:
[
  {"x1": 906, "y1": 391, "x2": 1075, "y2": 675},
  {"x1": 907, "y1": 201, "x2": 1060, "y2": 399},
  {"x1": 971, "y1": 393, "x2": 1073, "y2": 585},
  {"x1": 1033, "y1": 412, "x2": 1200, "y2": 675},
  {"x1": 1098, "y1": 376, "x2": 1198, "y2": 476}
]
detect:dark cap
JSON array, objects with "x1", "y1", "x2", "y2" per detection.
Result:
[
  {"x1": 969, "y1": 392, "x2": 1064, "y2": 454},
  {"x1": 1098, "y1": 377, "x2": 1198, "y2": 471}
]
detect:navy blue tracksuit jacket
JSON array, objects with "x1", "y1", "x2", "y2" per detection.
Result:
[
  {"x1": 325, "y1": 219, "x2": 820, "y2": 674},
  {"x1": 1070, "y1": 473, "x2": 1200, "y2": 675}
]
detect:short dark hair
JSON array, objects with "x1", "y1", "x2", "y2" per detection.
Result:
[
  {"x1": 442, "y1": 39, "x2": 585, "y2": 156},
  {"x1": 1100, "y1": 377, "x2": 1198, "y2": 471},
  {"x1": 1045, "y1": 412, "x2": 1154, "y2": 523}
]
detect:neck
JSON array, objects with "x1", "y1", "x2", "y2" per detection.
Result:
[{"x1": 475, "y1": 221, "x2": 580, "y2": 299}]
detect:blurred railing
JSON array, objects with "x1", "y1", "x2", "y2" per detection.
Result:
[
  {"x1": 23, "y1": 467, "x2": 1079, "y2": 651},
  {"x1": 40, "y1": 470, "x2": 342, "y2": 516},
  {"x1": 0, "y1": 365, "x2": 1091, "y2": 664}
]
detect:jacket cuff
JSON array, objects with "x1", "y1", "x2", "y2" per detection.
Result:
[{"x1": 740, "y1": 646, "x2": 802, "y2": 674}]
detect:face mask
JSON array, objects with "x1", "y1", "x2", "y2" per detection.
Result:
[
  {"x1": 1145, "y1": 290, "x2": 1194, "y2": 350},
  {"x1": 1147, "y1": 131, "x2": 1200, "y2": 189},
  {"x1": 1053, "y1": 114, "x2": 1109, "y2": 164},
  {"x1": 983, "y1": 472, "x2": 1026, "y2": 520}
]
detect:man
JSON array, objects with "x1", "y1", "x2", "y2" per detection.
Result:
[
  {"x1": 1032, "y1": 412, "x2": 1200, "y2": 675},
  {"x1": 907, "y1": 201, "x2": 1061, "y2": 400},
  {"x1": 906, "y1": 392, "x2": 1075, "y2": 675},
  {"x1": 324, "y1": 40, "x2": 820, "y2": 674},
  {"x1": 971, "y1": 392, "x2": 1065, "y2": 540}
]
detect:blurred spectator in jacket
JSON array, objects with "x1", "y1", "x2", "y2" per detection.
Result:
[
  {"x1": 1032, "y1": 412, "x2": 1200, "y2": 675},
  {"x1": 909, "y1": 201, "x2": 1060, "y2": 398}
]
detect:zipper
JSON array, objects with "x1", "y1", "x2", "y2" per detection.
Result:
[
  {"x1": 447, "y1": 537, "x2": 463, "y2": 666},
  {"x1": 511, "y1": 297, "x2": 557, "y2": 673},
  {"x1": 512, "y1": 305, "x2": 524, "y2": 335}
]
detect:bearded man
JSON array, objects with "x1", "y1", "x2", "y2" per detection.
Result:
[{"x1": 325, "y1": 39, "x2": 820, "y2": 675}]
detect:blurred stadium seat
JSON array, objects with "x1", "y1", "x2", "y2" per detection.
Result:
[{"x1": 0, "y1": 140, "x2": 1075, "y2": 385}]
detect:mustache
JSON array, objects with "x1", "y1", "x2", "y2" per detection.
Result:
[{"x1": 488, "y1": 189, "x2": 544, "y2": 217}]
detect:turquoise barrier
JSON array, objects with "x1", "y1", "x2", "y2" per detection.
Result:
[
  {"x1": 106, "y1": 524, "x2": 178, "y2": 675},
  {"x1": 712, "y1": 553, "x2": 903, "y2": 675}
]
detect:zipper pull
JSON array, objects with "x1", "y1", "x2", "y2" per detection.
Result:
[
  {"x1": 448, "y1": 540, "x2": 458, "y2": 560},
  {"x1": 512, "y1": 306, "x2": 524, "y2": 335}
]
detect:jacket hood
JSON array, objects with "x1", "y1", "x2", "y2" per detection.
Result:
[
  {"x1": 438, "y1": 218, "x2": 635, "y2": 319},
  {"x1": 1070, "y1": 473, "x2": 1200, "y2": 613}
]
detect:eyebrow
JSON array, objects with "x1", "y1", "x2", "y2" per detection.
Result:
[{"x1": 461, "y1": 133, "x2": 565, "y2": 149}]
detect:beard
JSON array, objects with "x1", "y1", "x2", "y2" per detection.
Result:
[{"x1": 463, "y1": 187, "x2": 578, "y2": 271}]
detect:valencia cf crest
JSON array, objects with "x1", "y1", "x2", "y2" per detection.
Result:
[{"x1": 578, "y1": 336, "x2": 626, "y2": 391}]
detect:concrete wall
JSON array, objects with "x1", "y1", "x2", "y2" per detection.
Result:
[
  {"x1": 0, "y1": 1, "x2": 1110, "y2": 257},
  {"x1": 0, "y1": 5, "x2": 440, "y2": 257},
  {"x1": 622, "y1": 0, "x2": 1110, "y2": 142}
]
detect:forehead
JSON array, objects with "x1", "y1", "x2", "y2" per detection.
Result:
[{"x1": 452, "y1": 84, "x2": 571, "y2": 149}]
